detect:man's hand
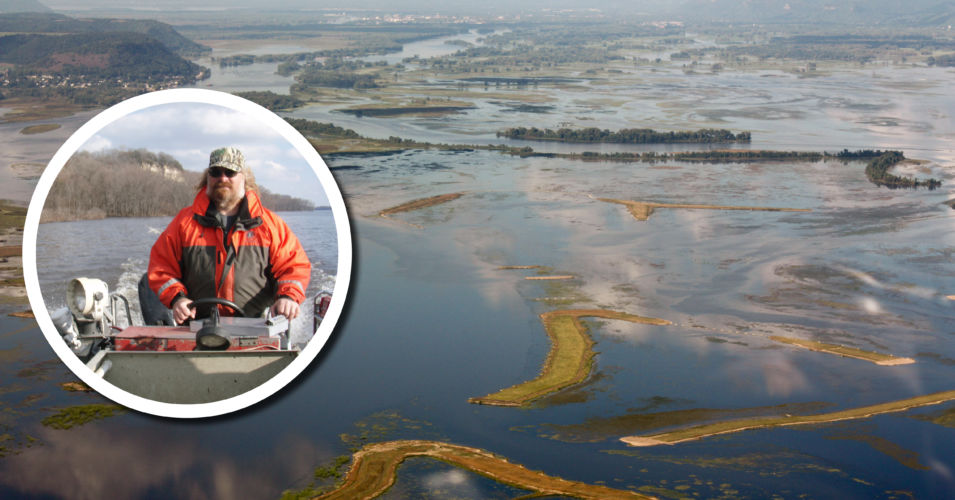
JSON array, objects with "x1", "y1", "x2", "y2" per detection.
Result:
[
  {"x1": 172, "y1": 297, "x2": 196, "y2": 325},
  {"x1": 271, "y1": 297, "x2": 300, "y2": 320}
]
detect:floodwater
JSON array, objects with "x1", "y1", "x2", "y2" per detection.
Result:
[{"x1": 1, "y1": 31, "x2": 954, "y2": 499}]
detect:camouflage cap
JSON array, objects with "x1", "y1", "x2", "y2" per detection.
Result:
[{"x1": 208, "y1": 147, "x2": 245, "y2": 172}]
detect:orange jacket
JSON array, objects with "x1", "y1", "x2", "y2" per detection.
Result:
[{"x1": 148, "y1": 189, "x2": 311, "y2": 318}]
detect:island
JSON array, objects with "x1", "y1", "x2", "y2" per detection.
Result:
[
  {"x1": 378, "y1": 192, "x2": 465, "y2": 216},
  {"x1": 470, "y1": 309, "x2": 671, "y2": 407},
  {"x1": 318, "y1": 440, "x2": 648, "y2": 499},
  {"x1": 621, "y1": 390, "x2": 955, "y2": 447},
  {"x1": 597, "y1": 198, "x2": 811, "y2": 222},
  {"x1": 770, "y1": 336, "x2": 915, "y2": 366}
]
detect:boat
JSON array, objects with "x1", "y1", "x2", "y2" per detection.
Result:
[{"x1": 50, "y1": 274, "x2": 331, "y2": 404}]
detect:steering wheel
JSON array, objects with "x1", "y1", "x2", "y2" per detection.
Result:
[{"x1": 187, "y1": 297, "x2": 245, "y2": 317}]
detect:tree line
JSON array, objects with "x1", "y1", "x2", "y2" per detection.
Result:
[
  {"x1": 498, "y1": 126, "x2": 751, "y2": 144},
  {"x1": 294, "y1": 68, "x2": 378, "y2": 90},
  {"x1": 863, "y1": 151, "x2": 941, "y2": 189},
  {"x1": 502, "y1": 147, "x2": 940, "y2": 190},
  {"x1": 234, "y1": 91, "x2": 304, "y2": 111},
  {"x1": 43, "y1": 149, "x2": 315, "y2": 222}
]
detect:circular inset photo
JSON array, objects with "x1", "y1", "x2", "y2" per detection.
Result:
[{"x1": 23, "y1": 89, "x2": 351, "y2": 418}]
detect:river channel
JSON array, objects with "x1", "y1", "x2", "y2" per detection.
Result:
[{"x1": 0, "y1": 30, "x2": 953, "y2": 499}]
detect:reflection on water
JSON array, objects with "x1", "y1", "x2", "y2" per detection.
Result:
[{"x1": 0, "y1": 424, "x2": 324, "y2": 500}]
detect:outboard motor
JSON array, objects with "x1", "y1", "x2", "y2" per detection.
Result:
[
  {"x1": 56, "y1": 277, "x2": 115, "y2": 360},
  {"x1": 51, "y1": 307, "x2": 93, "y2": 358}
]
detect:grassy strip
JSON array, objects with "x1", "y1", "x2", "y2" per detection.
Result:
[
  {"x1": 621, "y1": 390, "x2": 955, "y2": 447},
  {"x1": 19, "y1": 124, "x2": 61, "y2": 135},
  {"x1": 318, "y1": 440, "x2": 647, "y2": 500},
  {"x1": 598, "y1": 198, "x2": 811, "y2": 222},
  {"x1": 526, "y1": 275, "x2": 575, "y2": 280},
  {"x1": 470, "y1": 309, "x2": 670, "y2": 407},
  {"x1": 770, "y1": 336, "x2": 915, "y2": 366},
  {"x1": 378, "y1": 192, "x2": 464, "y2": 216}
]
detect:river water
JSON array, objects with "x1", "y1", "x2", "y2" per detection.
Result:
[
  {"x1": 1, "y1": 30, "x2": 954, "y2": 499},
  {"x1": 34, "y1": 210, "x2": 337, "y2": 348}
]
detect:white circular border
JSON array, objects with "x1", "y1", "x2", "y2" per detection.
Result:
[{"x1": 23, "y1": 89, "x2": 352, "y2": 418}]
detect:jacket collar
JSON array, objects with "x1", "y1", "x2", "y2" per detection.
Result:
[{"x1": 191, "y1": 189, "x2": 264, "y2": 230}]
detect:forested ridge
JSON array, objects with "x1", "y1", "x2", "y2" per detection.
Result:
[
  {"x1": 43, "y1": 149, "x2": 315, "y2": 222},
  {"x1": 0, "y1": 32, "x2": 205, "y2": 81},
  {"x1": 0, "y1": 12, "x2": 209, "y2": 56}
]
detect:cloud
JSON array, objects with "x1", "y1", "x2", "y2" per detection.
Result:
[{"x1": 79, "y1": 135, "x2": 114, "y2": 153}]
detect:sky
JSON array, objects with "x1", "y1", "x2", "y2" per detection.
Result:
[
  {"x1": 43, "y1": 0, "x2": 672, "y2": 17},
  {"x1": 79, "y1": 102, "x2": 332, "y2": 206}
]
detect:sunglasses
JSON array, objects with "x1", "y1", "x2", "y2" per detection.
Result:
[{"x1": 208, "y1": 167, "x2": 239, "y2": 178}]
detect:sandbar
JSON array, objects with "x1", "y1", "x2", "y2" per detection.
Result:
[
  {"x1": 598, "y1": 198, "x2": 810, "y2": 221},
  {"x1": 19, "y1": 124, "x2": 61, "y2": 135},
  {"x1": 378, "y1": 192, "x2": 464, "y2": 217},
  {"x1": 526, "y1": 275, "x2": 575, "y2": 280},
  {"x1": 771, "y1": 336, "x2": 914, "y2": 366},
  {"x1": 620, "y1": 390, "x2": 955, "y2": 447},
  {"x1": 318, "y1": 440, "x2": 648, "y2": 499},
  {"x1": 470, "y1": 309, "x2": 670, "y2": 407}
]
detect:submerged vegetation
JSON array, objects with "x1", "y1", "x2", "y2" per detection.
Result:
[{"x1": 41, "y1": 404, "x2": 126, "y2": 430}]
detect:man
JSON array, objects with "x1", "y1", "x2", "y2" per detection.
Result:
[{"x1": 148, "y1": 147, "x2": 311, "y2": 325}]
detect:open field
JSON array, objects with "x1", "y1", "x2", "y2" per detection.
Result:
[
  {"x1": 318, "y1": 440, "x2": 648, "y2": 500},
  {"x1": 470, "y1": 309, "x2": 671, "y2": 407},
  {"x1": 621, "y1": 390, "x2": 955, "y2": 447}
]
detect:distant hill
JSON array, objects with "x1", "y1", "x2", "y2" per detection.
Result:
[
  {"x1": 0, "y1": 0, "x2": 50, "y2": 13},
  {"x1": 0, "y1": 32, "x2": 207, "y2": 83},
  {"x1": 672, "y1": 0, "x2": 955, "y2": 26},
  {"x1": 0, "y1": 12, "x2": 209, "y2": 56}
]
